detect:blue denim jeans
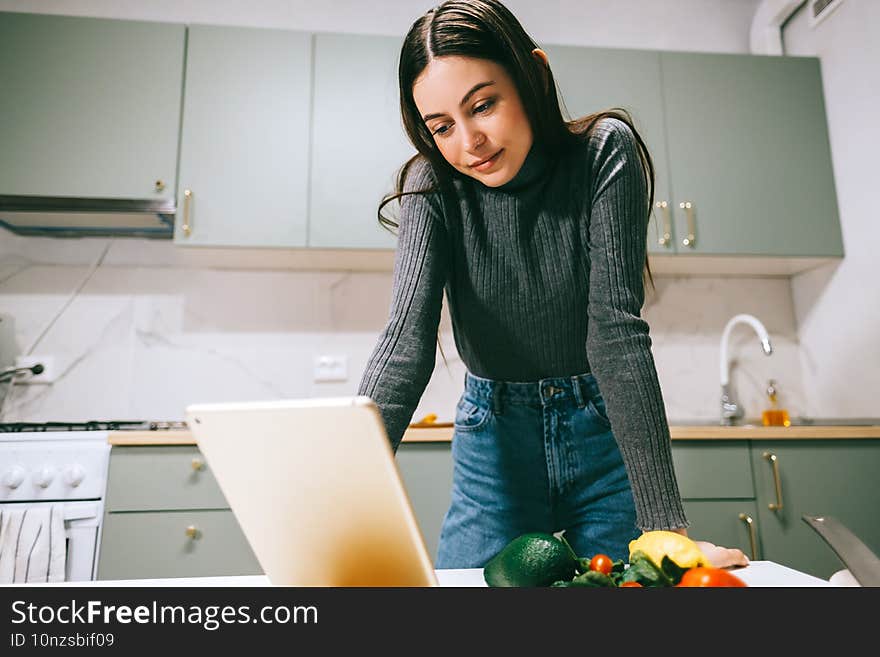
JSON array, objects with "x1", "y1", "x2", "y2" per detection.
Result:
[{"x1": 434, "y1": 370, "x2": 640, "y2": 569}]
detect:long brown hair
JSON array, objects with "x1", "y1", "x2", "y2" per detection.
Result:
[{"x1": 380, "y1": 0, "x2": 656, "y2": 362}]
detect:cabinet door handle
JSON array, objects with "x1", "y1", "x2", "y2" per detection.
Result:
[
  {"x1": 738, "y1": 513, "x2": 759, "y2": 560},
  {"x1": 763, "y1": 451, "x2": 784, "y2": 511},
  {"x1": 191, "y1": 458, "x2": 205, "y2": 472},
  {"x1": 185, "y1": 525, "x2": 201, "y2": 540},
  {"x1": 182, "y1": 189, "x2": 193, "y2": 237},
  {"x1": 654, "y1": 200, "x2": 672, "y2": 247},
  {"x1": 679, "y1": 201, "x2": 696, "y2": 248}
]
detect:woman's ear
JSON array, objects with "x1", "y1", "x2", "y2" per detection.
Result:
[
  {"x1": 531, "y1": 48, "x2": 549, "y2": 68},
  {"x1": 531, "y1": 48, "x2": 550, "y2": 91}
]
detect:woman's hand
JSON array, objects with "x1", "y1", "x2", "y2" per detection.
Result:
[
  {"x1": 693, "y1": 540, "x2": 749, "y2": 568},
  {"x1": 668, "y1": 527, "x2": 749, "y2": 568}
]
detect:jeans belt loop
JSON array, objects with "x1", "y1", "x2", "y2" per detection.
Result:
[
  {"x1": 492, "y1": 382, "x2": 504, "y2": 416},
  {"x1": 571, "y1": 375, "x2": 586, "y2": 409}
]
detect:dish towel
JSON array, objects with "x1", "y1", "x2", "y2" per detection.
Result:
[{"x1": 0, "y1": 505, "x2": 67, "y2": 583}]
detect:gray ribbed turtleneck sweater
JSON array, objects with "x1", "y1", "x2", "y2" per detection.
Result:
[{"x1": 358, "y1": 118, "x2": 687, "y2": 531}]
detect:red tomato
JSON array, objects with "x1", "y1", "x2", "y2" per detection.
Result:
[
  {"x1": 619, "y1": 581, "x2": 643, "y2": 587},
  {"x1": 589, "y1": 554, "x2": 614, "y2": 576},
  {"x1": 677, "y1": 567, "x2": 747, "y2": 587}
]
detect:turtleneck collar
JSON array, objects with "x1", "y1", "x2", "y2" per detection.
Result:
[{"x1": 492, "y1": 142, "x2": 550, "y2": 193}]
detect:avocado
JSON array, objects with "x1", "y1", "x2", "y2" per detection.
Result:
[{"x1": 483, "y1": 532, "x2": 579, "y2": 587}]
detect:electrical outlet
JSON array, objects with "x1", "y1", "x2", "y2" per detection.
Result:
[
  {"x1": 313, "y1": 354, "x2": 348, "y2": 383},
  {"x1": 14, "y1": 355, "x2": 57, "y2": 384}
]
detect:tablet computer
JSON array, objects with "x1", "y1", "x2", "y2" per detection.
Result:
[{"x1": 185, "y1": 396, "x2": 438, "y2": 587}]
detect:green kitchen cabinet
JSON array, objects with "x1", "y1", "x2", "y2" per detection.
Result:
[
  {"x1": 670, "y1": 441, "x2": 762, "y2": 559},
  {"x1": 751, "y1": 440, "x2": 880, "y2": 580},
  {"x1": 1, "y1": 13, "x2": 844, "y2": 260},
  {"x1": 660, "y1": 52, "x2": 843, "y2": 257},
  {"x1": 541, "y1": 45, "x2": 676, "y2": 255},
  {"x1": 308, "y1": 33, "x2": 414, "y2": 249},
  {"x1": 396, "y1": 442, "x2": 454, "y2": 560},
  {"x1": 102, "y1": 445, "x2": 229, "y2": 512},
  {"x1": 99, "y1": 510, "x2": 261, "y2": 581},
  {"x1": 683, "y1": 500, "x2": 763, "y2": 561},
  {"x1": 174, "y1": 25, "x2": 312, "y2": 246},
  {"x1": 668, "y1": 438, "x2": 880, "y2": 577},
  {"x1": 542, "y1": 45, "x2": 842, "y2": 259},
  {"x1": 0, "y1": 12, "x2": 183, "y2": 200},
  {"x1": 671, "y1": 441, "x2": 754, "y2": 500},
  {"x1": 98, "y1": 441, "x2": 456, "y2": 580},
  {"x1": 98, "y1": 446, "x2": 262, "y2": 580}
]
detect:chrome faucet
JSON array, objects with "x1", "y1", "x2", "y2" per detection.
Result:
[{"x1": 720, "y1": 313, "x2": 773, "y2": 425}]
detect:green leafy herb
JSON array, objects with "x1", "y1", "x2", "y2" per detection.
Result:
[
  {"x1": 619, "y1": 550, "x2": 673, "y2": 587},
  {"x1": 569, "y1": 570, "x2": 616, "y2": 587},
  {"x1": 608, "y1": 559, "x2": 627, "y2": 586},
  {"x1": 660, "y1": 555, "x2": 689, "y2": 585}
]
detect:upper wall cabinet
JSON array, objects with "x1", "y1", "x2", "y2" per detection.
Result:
[
  {"x1": 541, "y1": 46, "x2": 674, "y2": 255},
  {"x1": 174, "y1": 25, "x2": 311, "y2": 247},
  {"x1": 543, "y1": 46, "x2": 843, "y2": 259},
  {"x1": 660, "y1": 52, "x2": 842, "y2": 257},
  {"x1": 308, "y1": 33, "x2": 414, "y2": 249},
  {"x1": 0, "y1": 12, "x2": 845, "y2": 268},
  {"x1": 0, "y1": 12, "x2": 183, "y2": 200}
]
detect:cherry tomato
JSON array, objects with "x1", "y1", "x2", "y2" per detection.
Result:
[
  {"x1": 588, "y1": 554, "x2": 613, "y2": 576},
  {"x1": 677, "y1": 566, "x2": 747, "y2": 587},
  {"x1": 619, "y1": 581, "x2": 643, "y2": 587}
]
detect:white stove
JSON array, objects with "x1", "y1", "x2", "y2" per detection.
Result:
[
  {"x1": 0, "y1": 421, "x2": 184, "y2": 582},
  {"x1": 0, "y1": 431, "x2": 110, "y2": 503}
]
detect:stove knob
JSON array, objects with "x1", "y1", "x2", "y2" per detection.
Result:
[
  {"x1": 2, "y1": 465, "x2": 26, "y2": 489},
  {"x1": 33, "y1": 465, "x2": 56, "y2": 489},
  {"x1": 61, "y1": 464, "x2": 86, "y2": 488}
]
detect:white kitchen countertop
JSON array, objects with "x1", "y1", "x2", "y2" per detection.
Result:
[{"x1": 10, "y1": 561, "x2": 834, "y2": 587}]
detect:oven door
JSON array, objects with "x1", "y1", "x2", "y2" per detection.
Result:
[{"x1": 0, "y1": 500, "x2": 103, "y2": 582}]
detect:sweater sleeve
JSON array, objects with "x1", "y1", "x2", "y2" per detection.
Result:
[
  {"x1": 584, "y1": 118, "x2": 688, "y2": 531},
  {"x1": 357, "y1": 157, "x2": 448, "y2": 453}
]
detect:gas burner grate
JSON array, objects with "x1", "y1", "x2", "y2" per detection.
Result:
[{"x1": 0, "y1": 420, "x2": 189, "y2": 432}]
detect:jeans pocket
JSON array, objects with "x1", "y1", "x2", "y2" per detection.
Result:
[
  {"x1": 585, "y1": 393, "x2": 612, "y2": 429},
  {"x1": 453, "y1": 396, "x2": 492, "y2": 432}
]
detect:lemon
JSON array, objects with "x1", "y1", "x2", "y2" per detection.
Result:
[{"x1": 628, "y1": 530, "x2": 712, "y2": 569}]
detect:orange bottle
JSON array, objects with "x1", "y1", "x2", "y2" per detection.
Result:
[{"x1": 762, "y1": 380, "x2": 791, "y2": 427}]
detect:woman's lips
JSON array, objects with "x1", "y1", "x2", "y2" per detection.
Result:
[{"x1": 470, "y1": 149, "x2": 503, "y2": 172}]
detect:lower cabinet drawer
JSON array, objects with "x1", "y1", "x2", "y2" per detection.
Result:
[
  {"x1": 671, "y1": 441, "x2": 754, "y2": 499},
  {"x1": 682, "y1": 500, "x2": 762, "y2": 561},
  {"x1": 106, "y1": 446, "x2": 229, "y2": 512},
  {"x1": 98, "y1": 510, "x2": 262, "y2": 580}
]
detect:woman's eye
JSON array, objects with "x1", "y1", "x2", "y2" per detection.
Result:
[
  {"x1": 431, "y1": 100, "x2": 495, "y2": 138},
  {"x1": 474, "y1": 99, "x2": 495, "y2": 114}
]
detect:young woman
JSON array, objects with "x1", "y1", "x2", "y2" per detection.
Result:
[{"x1": 358, "y1": 0, "x2": 747, "y2": 569}]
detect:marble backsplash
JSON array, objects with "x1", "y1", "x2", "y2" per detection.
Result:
[{"x1": 0, "y1": 234, "x2": 806, "y2": 426}]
